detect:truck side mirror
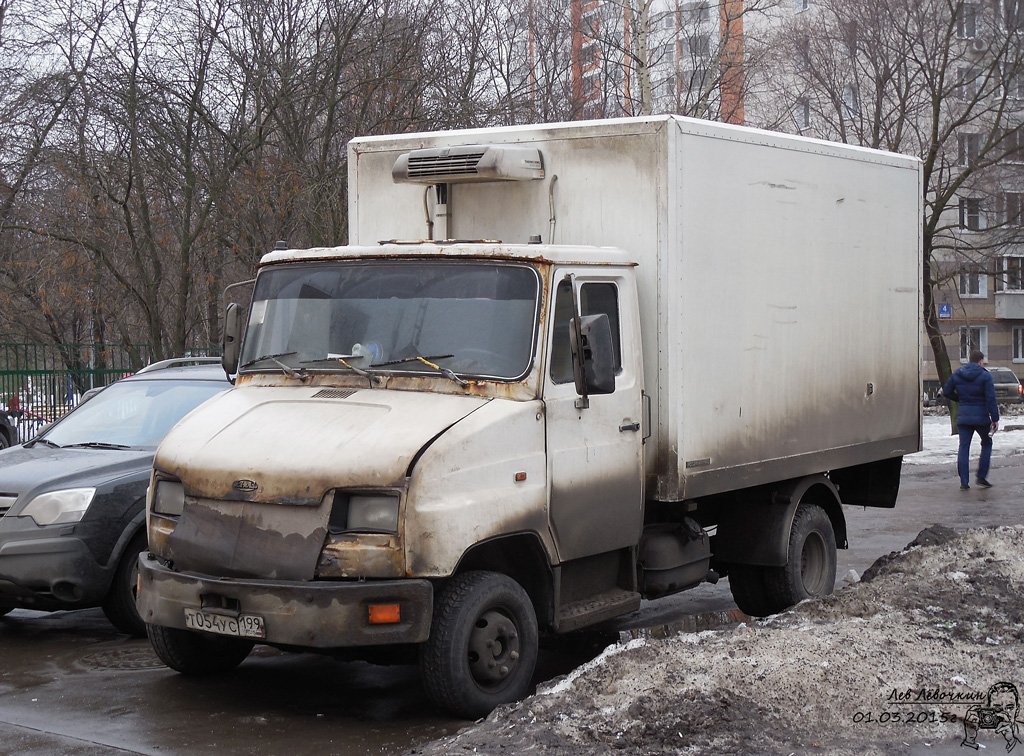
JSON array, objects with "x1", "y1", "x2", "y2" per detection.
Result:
[
  {"x1": 569, "y1": 313, "x2": 616, "y2": 403},
  {"x1": 222, "y1": 302, "x2": 242, "y2": 378}
]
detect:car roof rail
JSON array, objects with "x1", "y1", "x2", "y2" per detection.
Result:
[{"x1": 136, "y1": 357, "x2": 222, "y2": 375}]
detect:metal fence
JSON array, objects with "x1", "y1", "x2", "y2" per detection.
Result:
[{"x1": 0, "y1": 343, "x2": 149, "y2": 443}]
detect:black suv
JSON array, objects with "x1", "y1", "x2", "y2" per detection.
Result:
[
  {"x1": 0, "y1": 412, "x2": 13, "y2": 450},
  {"x1": 0, "y1": 359, "x2": 228, "y2": 634}
]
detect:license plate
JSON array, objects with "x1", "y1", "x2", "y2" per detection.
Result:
[{"x1": 183, "y1": 608, "x2": 265, "y2": 638}]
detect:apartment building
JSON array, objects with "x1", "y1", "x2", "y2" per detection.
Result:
[{"x1": 559, "y1": 0, "x2": 1024, "y2": 392}]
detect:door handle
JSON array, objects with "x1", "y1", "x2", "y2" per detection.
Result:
[{"x1": 619, "y1": 421, "x2": 641, "y2": 432}]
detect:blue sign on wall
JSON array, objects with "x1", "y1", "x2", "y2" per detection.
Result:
[{"x1": 939, "y1": 303, "x2": 952, "y2": 319}]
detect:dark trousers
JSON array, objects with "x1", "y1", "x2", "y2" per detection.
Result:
[{"x1": 957, "y1": 424, "x2": 993, "y2": 486}]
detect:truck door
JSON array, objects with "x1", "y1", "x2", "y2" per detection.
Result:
[{"x1": 545, "y1": 272, "x2": 644, "y2": 562}]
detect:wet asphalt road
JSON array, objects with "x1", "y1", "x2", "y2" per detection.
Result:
[{"x1": 1, "y1": 449, "x2": 1022, "y2": 756}]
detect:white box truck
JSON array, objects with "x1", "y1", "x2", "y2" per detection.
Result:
[{"x1": 138, "y1": 116, "x2": 922, "y2": 718}]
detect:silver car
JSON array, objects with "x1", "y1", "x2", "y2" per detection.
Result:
[{"x1": 989, "y1": 367, "x2": 1023, "y2": 403}]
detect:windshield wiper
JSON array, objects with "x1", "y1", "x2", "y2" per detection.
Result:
[
  {"x1": 375, "y1": 354, "x2": 454, "y2": 367},
  {"x1": 378, "y1": 355, "x2": 467, "y2": 387},
  {"x1": 299, "y1": 356, "x2": 384, "y2": 384},
  {"x1": 26, "y1": 437, "x2": 61, "y2": 449},
  {"x1": 239, "y1": 351, "x2": 297, "y2": 369},
  {"x1": 238, "y1": 351, "x2": 309, "y2": 382},
  {"x1": 63, "y1": 442, "x2": 133, "y2": 450}
]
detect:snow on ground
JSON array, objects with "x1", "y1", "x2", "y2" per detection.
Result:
[
  {"x1": 410, "y1": 526, "x2": 1024, "y2": 756},
  {"x1": 908, "y1": 408, "x2": 1024, "y2": 466}
]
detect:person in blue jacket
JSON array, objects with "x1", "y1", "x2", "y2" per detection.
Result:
[{"x1": 943, "y1": 349, "x2": 1000, "y2": 490}]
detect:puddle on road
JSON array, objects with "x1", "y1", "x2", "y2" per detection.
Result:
[
  {"x1": 79, "y1": 643, "x2": 166, "y2": 671},
  {"x1": 619, "y1": 607, "x2": 751, "y2": 641}
]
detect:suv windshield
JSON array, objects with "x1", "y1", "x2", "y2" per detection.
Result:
[
  {"x1": 40, "y1": 379, "x2": 226, "y2": 449},
  {"x1": 240, "y1": 261, "x2": 540, "y2": 380}
]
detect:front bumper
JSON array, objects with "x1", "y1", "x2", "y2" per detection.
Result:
[
  {"x1": 137, "y1": 554, "x2": 434, "y2": 647},
  {"x1": 0, "y1": 522, "x2": 111, "y2": 609}
]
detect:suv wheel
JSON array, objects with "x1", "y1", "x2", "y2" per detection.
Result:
[{"x1": 102, "y1": 531, "x2": 148, "y2": 637}]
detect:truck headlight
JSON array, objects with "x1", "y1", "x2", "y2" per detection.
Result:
[
  {"x1": 335, "y1": 493, "x2": 400, "y2": 533},
  {"x1": 152, "y1": 480, "x2": 185, "y2": 516},
  {"x1": 20, "y1": 488, "x2": 96, "y2": 526}
]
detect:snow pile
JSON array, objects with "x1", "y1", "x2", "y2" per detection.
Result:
[
  {"x1": 906, "y1": 415, "x2": 1024, "y2": 465},
  {"x1": 408, "y1": 526, "x2": 1024, "y2": 756}
]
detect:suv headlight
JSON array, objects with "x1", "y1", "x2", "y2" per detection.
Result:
[
  {"x1": 20, "y1": 488, "x2": 96, "y2": 526},
  {"x1": 330, "y1": 493, "x2": 400, "y2": 533}
]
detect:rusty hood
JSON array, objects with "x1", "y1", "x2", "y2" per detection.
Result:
[
  {"x1": 153, "y1": 386, "x2": 489, "y2": 580},
  {"x1": 156, "y1": 386, "x2": 489, "y2": 501}
]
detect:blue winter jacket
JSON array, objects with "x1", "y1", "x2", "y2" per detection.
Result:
[{"x1": 943, "y1": 362, "x2": 1000, "y2": 426}]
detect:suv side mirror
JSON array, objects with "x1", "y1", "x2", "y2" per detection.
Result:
[
  {"x1": 569, "y1": 313, "x2": 616, "y2": 405},
  {"x1": 222, "y1": 302, "x2": 242, "y2": 378}
]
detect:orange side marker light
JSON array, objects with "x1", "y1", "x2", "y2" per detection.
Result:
[{"x1": 368, "y1": 604, "x2": 401, "y2": 624}]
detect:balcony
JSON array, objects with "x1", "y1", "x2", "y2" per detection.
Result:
[{"x1": 995, "y1": 291, "x2": 1024, "y2": 319}]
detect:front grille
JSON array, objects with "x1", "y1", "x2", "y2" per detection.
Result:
[
  {"x1": 0, "y1": 494, "x2": 18, "y2": 518},
  {"x1": 312, "y1": 389, "x2": 357, "y2": 400}
]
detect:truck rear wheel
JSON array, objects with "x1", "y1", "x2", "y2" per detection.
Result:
[
  {"x1": 727, "y1": 566, "x2": 775, "y2": 618},
  {"x1": 729, "y1": 502, "x2": 837, "y2": 617},
  {"x1": 147, "y1": 624, "x2": 254, "y2": 675},
  {"x1": 420, "y1": 571, "x2": 539, "y2": 719},
  {"x1": 765, "y1": 502, "x2": 836, "y2": 612}
]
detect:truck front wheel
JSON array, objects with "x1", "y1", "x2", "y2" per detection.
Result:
[
  {"x1": 420, "y1": 571, "x2": 539, "y2": 719},
  {"x1": 147, "y1": 624, "x2": 254, "y2": 675}
]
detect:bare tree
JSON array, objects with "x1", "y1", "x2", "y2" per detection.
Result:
[
  {"x1": 0, "y1": 0, "x2": 115, "y2": 350},
  {"x1": 764, "y1": 0, "x2": 1024, "y2": 405}
]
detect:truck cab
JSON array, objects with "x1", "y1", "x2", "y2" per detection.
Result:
[{"x1": 140, "y1": 243, "x2": 657, "y2": 718}]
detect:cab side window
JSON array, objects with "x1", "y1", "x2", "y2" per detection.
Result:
[{"x1": 549, "y1": 280, "x2": 622, "y2": 384}]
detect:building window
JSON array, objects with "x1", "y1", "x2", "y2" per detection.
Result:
[
  {"x1": 960, "y1": 325, "x2": 988, "y2": 362},
  {"x1": 959, "y1": 197, "x2": 984, "y2": 230},
  {"x1": 1014, "y1": 327, "x2": 1024, "y2": 362},
  {"x1": 653, "y1": 41, "x2": 676, "y2": 67},
  {"x1": 842, "y1": 84, "x2": 860, "y2": 119},
  {"x1": 1000, "y1": 193, "x2": 1024, "y2": 226},
  {"x1": 958, "y1": 67, "x2": 985, "y2": 100},
  {"x1": 654, "y1": 75, "x2": 676, "y2": 99},
  {"x1": 794, "y1": 0, "x2": 809, "y2": 11},
  {"x1": 795, "y1": 33, "x2": 810, "y2": 71},
  {"x1": 681, "y1": 33, "x2": 711, "y2": 58},
  {"x1": 1003, "y1": 68, "x2": 1024, "y2": 99},
  {"x1": 958, "y1": 133, "x2": 983, "y2": 166},
  {"x1": 997, "y1": 255, "x2": 1024, "y2": 290},
  {"x1": 681, "y1": 1, "x2": 711, "y2": 25},
  {"x1": 960, "y1": 266, "x2": 987, "y2": 297},
  {"x1": 1006, "y1": 0, "x2": 1024, "y2": 30},
  {"x1": 958, "y1": 3, "x2": 980, "y2": 38},
  {"x1": 681, "y1": 67, "x2": 713, "y2": 94},
  {"x1": 1003, "y1": 127, "x2": 1024, "y2": 161},
  {"x1": 841, "y1": 20, "x2": 859, "y2": 56},
  {"x1": 795, "y1": 97, "x2": 811, "y2": 131}
]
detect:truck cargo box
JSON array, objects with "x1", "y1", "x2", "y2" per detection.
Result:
[{"x1": 349, "y1": 115, "x2": 922, "y2": 501}]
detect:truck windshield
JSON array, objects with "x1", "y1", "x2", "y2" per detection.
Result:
[{"x1": 239, "y1": 261, "x2": 540, "y2": 381}]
